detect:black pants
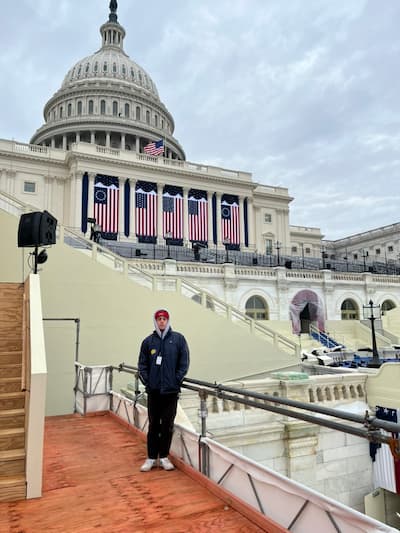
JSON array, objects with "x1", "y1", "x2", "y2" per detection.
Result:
[{"x1": 147, "y1": 391, "x2": 178, "y2": 459}]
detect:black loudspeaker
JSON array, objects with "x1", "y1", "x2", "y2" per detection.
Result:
[
  {"x1": 39, "y1": 211, "x2": 57, "y2": 245},
  {"x1": 285, "y1": 260, "x2": 292, "y2": 269},
  {"x1": 17, "y1": 210, "x2": 57, "y2": 247}
]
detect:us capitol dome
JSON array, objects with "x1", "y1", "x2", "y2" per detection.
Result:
[{"x1": 30, "y1": 0, "x2": 185, "y2": 160}]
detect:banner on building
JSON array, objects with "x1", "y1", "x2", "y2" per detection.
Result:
[
  {"x1": 371, "y1": 406, "x2": 400, "y2": 494},
  {"x1": 163, "y1": 185, "x2": 183, "y2": 246},
  {"x1": 135, "y1": 180, "x2": 157, "y2": 244},
  {"x1": 188, "y1": 189, "x2": 208, "y2": 244},
  {"x1": 221, "y1": 194, "x2": 240, "y2": 250},
  {"x1": 93, "y1": 174, "x2": 119, "y2": 240},
  {"x1": 81, "y1": 171, "x2": 89, "y2": 234}
]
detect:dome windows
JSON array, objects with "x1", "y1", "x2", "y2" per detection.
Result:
[
  {"x1": 113, "y1": 63, "x2": 117, "y2": 74},
  {"x1": 94, "y1": 62, "x2": 98, "y2": 73},
  {"x1": 138, "y1": 71, "x2": 143, "y2": 85},
  {"x1": 136, "y1": 106, "x2": 141, "y2": 120},
  {"x1": 85, "y1": 63, "x2": 90, "y2": 74},
  {"x1": 124, "y1": 103, "x2": 130, "y2": 117},
  {"x1": 131, "y1": 68, "x2": 135, "y2": 80},
  {"x1": 77, "y1": 65, "x2": 82, "y2": 76},
  {"x1": 100, "y1": 100, "x2": 106, "y2": 115},
  {"x1": 77, "y1": 101, "x2": 82, "y2": 115},
  {"x1": 103, "y1": 62, "x2": 108, "y2": 73},
  {"x1": 122, "y1": 65, "x2": 126, "y2": 77},
  {"x1": 146, "y1": 110, "x2": 150, "y2": 124},
  {"x1": 154, "y1": 115, "x2": 158, "y2": 127},
  {"x1": 59, "y1": 106, "x2": 63, "y2": 119},
  {"x1": 112, "y1": 101, "x2": 118, "y2": 116},
  {"x1": 67, "y1": 103, "x2": 72, "y2": 117},
  {"x1": 88, "y1": 100, "x2": 94, "y2": 115}
]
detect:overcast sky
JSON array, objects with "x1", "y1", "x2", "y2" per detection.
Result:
[{"x1": 1, "y1": 0, "x2": 400, "y2": 240}]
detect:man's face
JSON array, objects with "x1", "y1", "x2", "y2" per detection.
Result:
[{"x1": 156, "y1": 316, "x2": 168, "y2": 331}]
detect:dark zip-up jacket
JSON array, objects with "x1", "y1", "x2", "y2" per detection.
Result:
[{"x1": 138, "y1": 328, "x2": 190, "y2": 394}]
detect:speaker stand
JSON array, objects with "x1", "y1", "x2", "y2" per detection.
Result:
[{"x1": 33, "y1": 246, "x2": 39, "y2": 274}]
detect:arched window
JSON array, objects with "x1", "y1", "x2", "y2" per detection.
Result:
[
  {"x1": 154, "y1": 115, "x2": 158, "y2": 127},
  {"x1": 112, "y1": 101, "x2": 118, "y2": 116},
  {"x1": 146, "y1": 110, "x2": 150, "y2": 124},
  {"x1": 100, "y1": 100, "x2": 106, "y2": 115},
  {"x1": 85, "y1": 63, "x2": 90, "y2": 74},
  {"x1": 77, "y1": 101, "x2": 82, "y2": 115},
  {"x1": 88, "y1": 100, "x2": 94, "y2": 115},
  {"x1": 113, "y1": 63, "x2": 117, "y2": 74},
  {"x1": 124, "y1": 103, "x2": 130, "y2": 117},
  {"x1": 245, "y1": 296, "x2": 268, "y2": 320},
  {"x1": 67, "y1": 103, "x2": 72, "y2": 117},
  {"x1": 131, "y1": 68, "x2": 135, "y2": 80},
  {"x1": 136, "y1": 106, "x2": 141, "y2": 120},
  {"x1": 94, "y1": 62, "x2": 98, "y2": 73},
  {"x1": 122, "y1": 64, "x2": 126, "y2": 77},
  {"x1": 77, "y1": 64, "x2": 82, "y2": 76},
  {"x1": 138, "y1": 71, "x2": 143, "y2": 84},
  {"x1": 341, "y1": 299, "x2": 359, "y2": 320},
  {"x1": 59, "y1": 106, "x2": 63, "y2": 118},
  {"x1": 103, "y1": 62, "x2": 108, "y2": 73},
  {"x1": 161, "y1": 119, "x2": 164, "y2": 129},
  {"x1": 382, "y1": 300, "x2": 396, "y2": 314}
]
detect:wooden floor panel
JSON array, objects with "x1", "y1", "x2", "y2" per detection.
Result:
[{"x1": 0, "y1": 414, "x2": 270, "y2": 532}]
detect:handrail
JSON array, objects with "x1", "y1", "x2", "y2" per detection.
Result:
[{"x1": 117, "y1": 363, "x2": 400, "y2": 456}]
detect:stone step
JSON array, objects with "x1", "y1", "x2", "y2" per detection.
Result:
[
  {"x1": 0, "y1": 428, "x2": 25, "y2": 452},
  {"x1": 0, "y1": 475, "x2": 26, "y2": 502},
  {"x1": 0, "y1": 392, "x2": 25, "y2": 411},
  {"x1": 0, "y1": 409, "x2": 25, "y2": 429},
  {"x1": 0, "y1": 378, "x2": 21, "y2": 394},
  {"x1": 0, "y1": 449, "x2": 25, "y2": 476},
  {"x1": 0, "y1": 352, "x2": 23, "y2": 365},
  {"x1": 0, "y1": 364, "x2": 22, "y2": 379}
]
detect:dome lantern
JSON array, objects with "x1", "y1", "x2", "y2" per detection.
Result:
[{"x1": 100, "y1": 0, "x2": 126, "y2": 51}]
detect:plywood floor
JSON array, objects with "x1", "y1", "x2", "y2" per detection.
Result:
[{"x1": 0, "y1": 413, "x2": 274, "y2": 532}]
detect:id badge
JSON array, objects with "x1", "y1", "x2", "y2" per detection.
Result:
[{"x1": 156, "y1": 355, "x2": 162, "y2": 365}]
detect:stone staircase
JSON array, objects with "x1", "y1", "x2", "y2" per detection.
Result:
[{"x1": 0, "y1": 283, "x2": 26, "y2": 502}]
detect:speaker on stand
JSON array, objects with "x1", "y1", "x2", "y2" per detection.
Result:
[{"x1": 17, "y1": 210, "x2": 57, "y2": 273}]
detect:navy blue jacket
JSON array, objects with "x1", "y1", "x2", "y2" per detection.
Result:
[{"x1": 138, "y1": 328, "x2": 190, "y2": 394}]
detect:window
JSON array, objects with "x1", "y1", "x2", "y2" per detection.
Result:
[
  {"x1": 100, "y1": 100, "x2": 106, "y2": 115},
  {"x1": 67, "y1": 103, "x2": 72, "y2": 117},
  {"x1": 124, "y1": 103, "x2": 130, "y2": 117},
  {"x1": 305, "y1": 247, "x2": 311, "y2": 254},
  {"x1": 112, "y1": 101, "x2": 118, "y2": 116},
  {"x1": 388, "y1": 245, "x2": 394, "y2": 252},
  {"x1": 146, "y1": 110, "x2": 150, "y2": 124},
  {"x1": 85, "y1": 63, "x2": 90, "y2": 73},
  {"x1": 341, "y1": 299, "x2": 359, "y2": 320},
  {"x1": 59, "y1": 106, "x2": 63, "y2": 118},
  {"x1": 103, "y1": 62, "x2": 108, "y2": 72},
  {"x1": 77, "y1": 64, "x2": 82, "y2": 76},
  {"x1": 265, "y1": 239, "x2": 273, "y2": 254},
  {"x1": 113, "y1": 63, "x2": 117, "y2": 74},
  {"x1": 291, "y1": 246, "x2": 297, "y2": 253},
  {"x1": 264, "y1": 213, "x2": 272, "y2": 223},
  {"x1": 94, "y1": 62, "x2": 98, "y2": 73},
  {"x1": 131, "y1": 68, "x2": 135, "y2": 80},
  {"x1": 24, "y1": 181, "x2": 36, "y2": 193},
  {"x1": 122, "y1": 64, "x2": 126, "y2": 76},
  {"x1": 154, "y1": 115, "x2": 158, "y2": 127},
  {"x1": 353, "y1": 253, "x2": 358, "y2": 260},
  {"x1": 376, "y1": 248, "x2": 381, "y2": 255},
  {"x1": 88, "y1": 100, "x2": 94, "y2": 115},
  {"x1": 245, "y1": 296, "x2": 269, "y2": 320},
  {"x1": 136, "y1": 106, "x2": 141, "y2": 120},
  {"x1": 138, "y1": 71, "x2": 143, "y2": 84},
  {"x1": 161, "y1": 119, "x2": 164, "y2": 129},
  {"x1": 77, "y1": 101, "x2": 82, "y2": 115}
]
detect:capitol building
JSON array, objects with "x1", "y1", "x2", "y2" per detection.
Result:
[{"x1": 1, "y1": 1, "x2": 400, "y2": 523}]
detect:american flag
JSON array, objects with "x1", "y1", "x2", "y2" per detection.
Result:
[
  {"x1": 93, "y1": 176, "x2": 119, "y2": 235},
  {"x1": 144, "y1": 139, "x2": 164, "y2": 156},
  {"x1": 163, "y1": 192, "x2": 183, "y2": 239},
  {"x1": 135, "y1": 188, "x2": 157, "y2": 237},
  {"x1": 372, "y1": 406, "x2": 400, "y2": 494},
  {"x1": 221, "y1": 201, "x2": 240, "y2": 245},
  {"x1": 188, "y1": 196, "x2": 208, "y2": 242}
]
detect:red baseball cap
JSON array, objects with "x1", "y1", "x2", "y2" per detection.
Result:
[{"x1": 154, "y1": 309, "x2": 169, "y2": 320}]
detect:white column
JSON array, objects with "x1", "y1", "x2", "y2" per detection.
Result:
[
  {"x1": 121, "y1": 133, "x2": 126, "y2": 150},
  {"x1": 207, "y1": 193, "x2": 213, "y2": 248},
  {"x1": 62, "y1": 135, "x2": 67, "y2": 150},
  {"x1": 51, "y1": 137, "x2": 55, "y2": 148},
  {"x1": 130, "y1": 179, "x2": 136, "y2": 239},
  {"x1": 90, "y1": 131, "x2": 95, "y2": 144},
  {"x1": 76, "y1": 132, "x2": 80, "y2": 143},
  {"x1": 216, "y1": 192, "x2": 222, "y2": 246},
  {"x1": 136, "y1": 136, "x2": 140, "y2": 153},
  {"x1": 183, "y1": 187, "x2": 189, "y2": 245},
  {"x1": 239, "y1": 196, "x2": 244, "y2": 248},
  {"x1": 157, "y1": 182, "x2": 164, "y2": 243},
  {"x1": 106, "y1": 132, "x2": 110, "y2": 148},
  {"x1": 247, "y1": 197, "x2": 255, "y2": 251}
]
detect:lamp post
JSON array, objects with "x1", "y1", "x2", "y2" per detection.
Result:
[
  {"x1": 363, "y1": 300, "x2": 380, "y2": 365},
  {"x1": 301, "y1": 243, "x2": 305, "y2": 269},
  {"x1": 321, "y1": 246, "x2": 327, "y2": 269},
  {"x1": 165, "y1": 230, "x2": 172, "y2": 259},
  {"x1": 223, "y1": 236, "x2": 231, "y2": 263},
  {"x1": 275, "y1": 241, "x2": 281, "y2": 266}
]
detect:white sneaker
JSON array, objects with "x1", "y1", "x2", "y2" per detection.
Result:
[
  {"x1": 140, "y1": 458, "x2": 156, "y2": 472},
  {"x1": 159, "y1": 457, "x2": 175, "y2": 471}
]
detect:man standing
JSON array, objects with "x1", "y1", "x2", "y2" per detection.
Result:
[{"x1": 138, "y1": 309, "x2": 190, "y2": 471}]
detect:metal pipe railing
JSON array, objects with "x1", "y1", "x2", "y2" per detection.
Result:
[{"x1": 117, "y1": 363, "x2": 400, "y2": 458}]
